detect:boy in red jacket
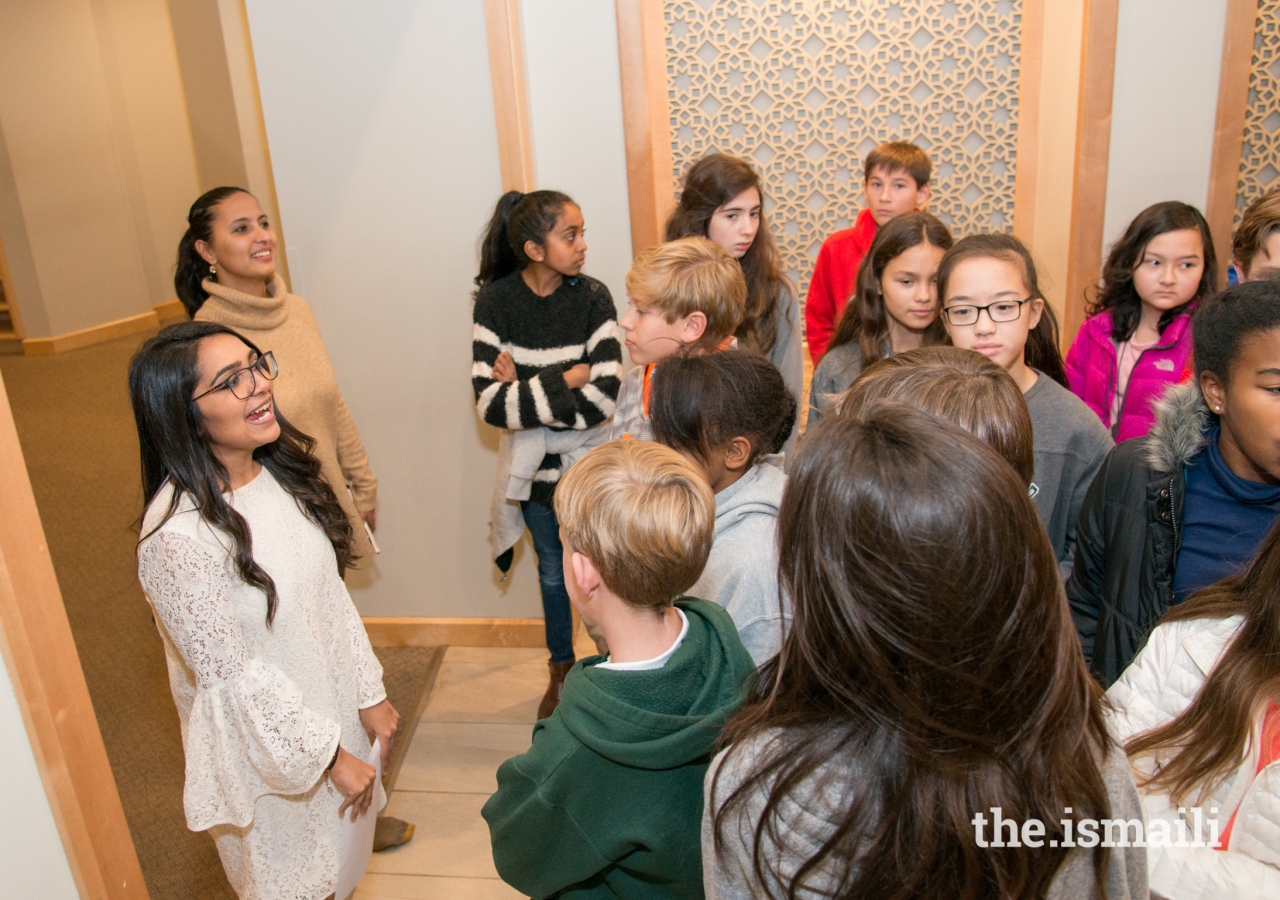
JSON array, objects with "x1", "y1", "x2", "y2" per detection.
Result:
[{"x1": 805, "y1": 142, "x2": 932, "y2": 363}]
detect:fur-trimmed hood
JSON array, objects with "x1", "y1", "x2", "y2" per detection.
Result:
[{"x1": 1143, "y1": 381, "x2": 1211, "y2": 474}]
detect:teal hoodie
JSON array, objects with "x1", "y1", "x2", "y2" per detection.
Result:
[{"x1": 482, "y1": 598, "x2": 756, "y2": 899}]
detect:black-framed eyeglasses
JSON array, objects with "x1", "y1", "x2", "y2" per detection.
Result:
[
  {"x1": 942, "y1": 298, "x2": 1033, "y2": 327},
  {"x1": 193, "y1": 351, "x2": 278, "y2": 401}
]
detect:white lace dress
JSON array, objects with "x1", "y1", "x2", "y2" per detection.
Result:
[{"x1": 138, "y1": 467, "x2": 386, "y2": 900}]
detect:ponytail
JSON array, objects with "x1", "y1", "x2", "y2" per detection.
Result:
[
  {"x1": 175, "y1": 186, "x2": 248, "y2": 317},
  {"x1": 1027, "y1": 301, "x2": 1069, "y2": 388},
  {"x1": 474, "y1": 189, "x2": 576, "y2": 295}
]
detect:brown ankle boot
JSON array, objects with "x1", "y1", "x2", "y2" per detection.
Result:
[{"x1": 538, "y1": 660, "x2": 575, "y2": 720}]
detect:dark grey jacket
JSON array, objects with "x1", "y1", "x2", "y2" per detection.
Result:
[{"x1": 1067, "y1": 382, "x2": 1209, "y2": 687}]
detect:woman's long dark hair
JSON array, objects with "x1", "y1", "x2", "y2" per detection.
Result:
[
  {"x1": 1091, "y1": 201, "x2": 1218, "y2": 342},
  {"x1": 936, "y1": 232, "x2": 1069, "y2": 387},
  {"x1": 710, "y1": 408, "x2": 1113, "y2": 900},
  {"x1": 665, "y1": 153, "x2": 792, "y2": 354},
  {"x1": 1125, "y1": 518, "x2": 1280, "y2": 806},
  {"x1": 129, "y1": 321, "x2": 356, "y2": 625},
  {"x1": 827, "y1": 211, "x2": 952, "y2": 362},
  {"x1": 175, "y1": 186, "x2": 251, "y2": 317},
  {"x1": 474, "y1": 189, "x2": 575, "y2": 293}
]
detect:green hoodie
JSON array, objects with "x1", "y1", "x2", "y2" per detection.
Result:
[{"x1": 482, "y1": 598, "x2": 756, "y2": 899}]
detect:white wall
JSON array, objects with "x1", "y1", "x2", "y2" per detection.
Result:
[
  {"x1": 1102, "y1": 0, "x2": 1228, "y2": 250},
  {"x1": 243, "y1": 0, "x2": 540, "y2": 617},
  {"x1": 521, "y1": 0, "x2": 633, "y2": 314},
  {"x1": 0, "y1": 653, "x2": 79, "y2": 899}
]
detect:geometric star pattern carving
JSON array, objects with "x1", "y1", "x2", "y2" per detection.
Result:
[
  {"x1": 665, "y1": 0, "x2": 1022, "y2": 297},
  {"x1": 1235, "y1": 0, "x2": 1280, "y2": 223}
]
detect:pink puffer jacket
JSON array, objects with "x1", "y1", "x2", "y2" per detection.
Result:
[{"x1": 1064, "y1": 308, "x2": 1195, "y2": 443}]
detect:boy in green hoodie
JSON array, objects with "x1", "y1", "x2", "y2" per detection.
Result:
[{"x1": 482, "y1": 440, "x2": 756, "y2": 899}]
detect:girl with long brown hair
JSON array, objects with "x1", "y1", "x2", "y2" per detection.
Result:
[
  {"x1": 1109, "y1": 519, "x2": 1280, "y2": 896},
  {"x1": 665, "y1": 154, "x2": 803, "y2": 412},
  {"x1": 703, "y1": 407, "x2": 1146, "y2": 899},
  {"x1": 807, "y1": 211, "x2": 952, "y2": 425}
]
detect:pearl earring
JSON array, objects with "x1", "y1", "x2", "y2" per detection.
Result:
[{"x1": 209, "y1": 264, "x2": 216, "y2": 275}]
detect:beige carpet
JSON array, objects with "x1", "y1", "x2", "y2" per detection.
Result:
[{"x1": 1, "y1": 332, "x2": 440, "y2": 899}]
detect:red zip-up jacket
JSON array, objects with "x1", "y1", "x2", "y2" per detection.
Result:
[{"x1": 804, "y1": 208, "x2": 879, "y2": 364}]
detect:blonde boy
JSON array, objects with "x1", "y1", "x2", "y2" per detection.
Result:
[
  {"x1": 805, "y1": 141, "x2": 933, "y2": 363},
  {"x1": 482, "y1": 440, "x2": 755, "y2": 899},
  {"x1": 1232, "y1": 186, "x2": 1280, "y2": 282},
  {"x1": 611, "y1": 236, "x2": 747, "y2": 440}
]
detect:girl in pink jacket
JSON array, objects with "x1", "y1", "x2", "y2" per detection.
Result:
[{"x1": 1066, "y1": 202, "x2": 1218, "y2": 442}]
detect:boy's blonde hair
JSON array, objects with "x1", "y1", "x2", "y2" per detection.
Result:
[
  {"x1": 1233, "y1": 187, "x2": 1280, "y2": 277},
  {"x1": 555, "y1": 440, "x2": 714, "y2": 612},
  {"x1": 625, "y1": 236, "x2": 746, "y2": 342},
  {"x1": 864, "y1": 141, "x2": 932, "y2": 187}
]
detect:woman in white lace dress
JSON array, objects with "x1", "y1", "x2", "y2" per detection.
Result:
[{"x1": 129, "y1": 321, "x2": 399, "y2": 900}]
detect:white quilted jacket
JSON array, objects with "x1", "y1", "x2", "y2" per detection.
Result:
[{"x1": 1108, "y1": 615, "x2": 1280, "y2": 899}]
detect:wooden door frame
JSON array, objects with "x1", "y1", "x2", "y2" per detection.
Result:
[
  {"x1": 0, "y1": 365, "x2": 147, "y2": 898},
  {"x1": 1206, "y1": 0, "x2": 1262, "y2": 283}
]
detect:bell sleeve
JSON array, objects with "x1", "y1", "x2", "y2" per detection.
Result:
[
  {"x1": 332, "y1": 581, "x2": 387, "y2": 710},
  {"x1": 139, "y1": 531, "x2": 342, "y2": 831}
]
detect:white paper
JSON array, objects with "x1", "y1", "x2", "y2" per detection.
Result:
[{"x1": 335, "y1": 738, "x2": 385, "y2": 900}]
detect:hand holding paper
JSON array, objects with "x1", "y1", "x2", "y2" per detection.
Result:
[{"x1": 335, "y1": 738, "x2": 385, "y2": 900}]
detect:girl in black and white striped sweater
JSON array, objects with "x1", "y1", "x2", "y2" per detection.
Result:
[{"x1": 471, "y1": 190, "x2": 621, "y2": 716}]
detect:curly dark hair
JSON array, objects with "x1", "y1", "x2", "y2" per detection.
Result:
[
  {"x1": 1091, "y1": 201, "x2": 1218, "y2": 341},
  {"x1": 1192, "y1": 279, "x2": 1280, "y2": 382}
]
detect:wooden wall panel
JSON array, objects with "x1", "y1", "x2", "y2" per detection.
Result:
[{"x1": 1063, "y1": 0, "x2": 1120, "y2": 344}]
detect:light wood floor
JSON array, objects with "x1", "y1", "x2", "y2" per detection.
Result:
[{"x1": 355, "y1": 627, "x2": 598, "y2": 898}]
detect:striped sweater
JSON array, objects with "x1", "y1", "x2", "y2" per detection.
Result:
[{"x1": 472, "y1": 270, "x2": 622, "y2": 503}]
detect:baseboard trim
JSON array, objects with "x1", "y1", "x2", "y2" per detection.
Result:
[
  {"x1": 23, "y1": 310, "x2": 159, "y2": 356},
  {"x1": 153, "y1": 299, "x2": 186, "y2": 321},
  {"x1": 362, "y1": 616, "x2": 546, "y2": 648}
]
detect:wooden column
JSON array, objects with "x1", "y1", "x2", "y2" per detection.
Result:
[
  {"x1": 1206, "y1": 0, "x2": 1262, "y2": 280},
  {"x1": 1011, "y1": 0, "x2": 1044, "y2": 249},
  {"x1": 484, "y1": 0, "x2": 535, "y2": 192},
  {"x1": 615, "y1": 0, "x2": 674, "y2": 256}
]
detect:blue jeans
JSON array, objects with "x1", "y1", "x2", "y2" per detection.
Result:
[{"x1": 521, "y1": 501, "x2": 575, "y2": 664}]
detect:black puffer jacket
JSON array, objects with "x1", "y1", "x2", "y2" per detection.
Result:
[{"x1": 1066, "y1": 383, "x2": 1210, "y2": 687}]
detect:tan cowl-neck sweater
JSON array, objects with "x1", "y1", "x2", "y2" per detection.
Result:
[{"x1": 195, "y1": 274, "x2": 378, "y2": 562}]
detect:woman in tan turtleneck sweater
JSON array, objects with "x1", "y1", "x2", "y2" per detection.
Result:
[{"x1": 176, "y1": 187, "x2": 378, "y2": 563}]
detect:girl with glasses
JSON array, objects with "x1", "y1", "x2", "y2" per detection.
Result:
[
  {"x1": 130, "y1": 321, "x2": 397, "y2": 900},
  {"x1": 939, "y1": 234, "x2": 1113, "y2": 581}
]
